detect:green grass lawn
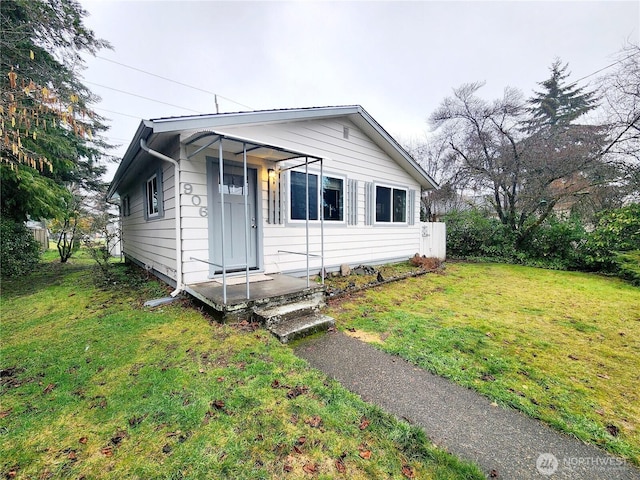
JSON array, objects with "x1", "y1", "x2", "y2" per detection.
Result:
[
  {"x1": 0, "y1": 254, "x2": 483, "y2": 479},
  {"x1": 326, "y1": 262, "x2": 640, "y2": 465}
]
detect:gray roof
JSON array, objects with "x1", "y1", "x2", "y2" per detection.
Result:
[{"x1": 107, "y1": 105, "x2": 438, "y2": 199}]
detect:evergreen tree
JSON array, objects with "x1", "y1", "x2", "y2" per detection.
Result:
[
  {"x1": 526, "y1": 59, "x2": 598, "y2": 131},
  {"x1": 0, "y1": 0, "x2": 111, "y2": 222}
]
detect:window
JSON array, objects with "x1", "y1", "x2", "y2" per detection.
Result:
[
  {"x1": 144, "y1": 170, "x2": 163, "y2": 220},
  {"x1": 291, "y1": 171, "x2": 318, "y2": 220},
  {"x1": 322, "y1": 176, "x2": 343, "y2": 221},
  {"x1": 375, "y1": 185, "x2": 407, "y2": 223},
  {"x1": 290, "y1": 171, "x2": 344, "y2": 222},
  {"x1": 121, "y1": 195, "x2": 130, "y2": 217}
]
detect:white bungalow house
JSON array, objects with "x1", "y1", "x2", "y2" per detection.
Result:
[{"x1": 107, "y1": 106, "x2": 442, "y2": 327}]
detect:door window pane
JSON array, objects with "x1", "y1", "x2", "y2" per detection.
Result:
[{"x1": 218, "y1": 165, "x2": 246, "y2": 195}]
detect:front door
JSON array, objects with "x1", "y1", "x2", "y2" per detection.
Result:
[{"x1": 208, "y1": 160, "x2": 259, "y2": 276}]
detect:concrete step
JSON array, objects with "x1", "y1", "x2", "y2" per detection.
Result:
[
  {"x1": 267, "y1": 313, "x2": 335, "y2": 344},
  {"x1": 253, "y1": 298, "x2": 322, "y2": 327}
]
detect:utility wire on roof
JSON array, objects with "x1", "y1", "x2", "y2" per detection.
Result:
[{"x1": 94, "y1": 55, "x2": 255, "y2": 110}]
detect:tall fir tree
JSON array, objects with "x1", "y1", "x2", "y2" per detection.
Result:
[
  {"x1": 526, "y1": 59, "x2": 598, "y2": 131},
  {"x1": 0, "y1": 0, "x2": 111, "y2": 222}
]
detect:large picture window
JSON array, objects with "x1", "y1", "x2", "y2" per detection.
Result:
[
  {"x1": 290, "y1": 171, "x2": 344, "y2": 222},
  {"x1": 375, "y1": 185, "x2": 406, "y2": 223}
]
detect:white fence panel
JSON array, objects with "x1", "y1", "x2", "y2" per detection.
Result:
[{"x1": 419, "y1": 222, "x2": 446, "y2": 260}]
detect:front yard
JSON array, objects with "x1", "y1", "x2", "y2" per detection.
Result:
[
  {"x1": 326, "y1": 262, "x2": 640, "y2": 465},
  {"x1": 0, "y1": 255, "x2": 482, "y2": 479}
]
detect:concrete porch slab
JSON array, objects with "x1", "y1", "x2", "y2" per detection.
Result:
[{"x1": 185, "y1": 274, "x2": 325, "y2": 322}]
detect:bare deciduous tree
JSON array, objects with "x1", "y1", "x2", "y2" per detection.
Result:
[
  {"x1": 429, "y1": 81, "x2": 609, "y2": 243},
  {"x1": 599, "y1": 42, "x2": 640, "y2": 201}
]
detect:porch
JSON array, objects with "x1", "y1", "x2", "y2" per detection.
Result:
[{"x1": 185, "y1": 274, "x2": 326, "y2": 323}]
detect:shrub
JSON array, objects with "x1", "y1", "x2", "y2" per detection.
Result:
[
  {"x1": 0, "y1": 218, "x2": 41, "y2": 278},
  {"x1": 583, "y1": 204, "x2": 640, "y2": 272},
  {"x1": 615, "y1": 250, "x2": 640, "y2": 286},
  {"x1": 517, "y1": 215, "x2": 587, "y2": 270},
  {"x1": 444, "y1": 209, "x2": 516, "y2": 260}
]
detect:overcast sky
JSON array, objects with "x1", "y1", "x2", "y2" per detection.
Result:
[{"x1": 78, "y1": 1, "x2": 639, "y2": 180}]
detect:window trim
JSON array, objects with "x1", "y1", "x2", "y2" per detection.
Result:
[
  {"x1": 374, "y1": 183, "x2": 408, "y2": 225},
  {"x1": 288, "y1": 169, "x2": 347, "y2": 224},
  {"x1": 144, "y1": 169, "x2": 164, "y2": 221}
]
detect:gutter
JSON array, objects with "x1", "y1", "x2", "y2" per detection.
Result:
[{"x1": 140, "y1": 138, "x2": 183, "y2": 297}]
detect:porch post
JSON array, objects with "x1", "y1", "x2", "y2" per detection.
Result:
[
  {"x1": 320, "y1": 158, "x2": 325, "y2": 285},
  {"x1": 305, "y1": 157, "x2": 310, "y2": 287},
  {"x1": 243, "y1": 143, "x2": 250, "y2": 299},
  {"x1": 218, "y1": 140, "x2": 227, "y2": 304}
]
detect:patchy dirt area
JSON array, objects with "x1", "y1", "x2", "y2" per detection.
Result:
[{"x1": 343, "y1": 328, "x2": 388, "y2": 344}]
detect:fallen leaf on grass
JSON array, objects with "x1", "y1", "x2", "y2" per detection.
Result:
[
  {"x1": 568, "y1": 354, "x2": 579, "y2": 361},
  {"x1": 0, "y1": 409, "x2": 12, "y2": 418},
  {"x1": 335, "y1": 458, "x2": 346, "y2": 473},
  {"x1": 101, "y1": 446, "x2": 113, "y2": 457},
  {"x1": 597, "y1": 373, "x2": 610, "y2": 380},
  {"x1": 606, "y1": 424, "x2": 620, "y2": 437},
  {"x1": 359, "y1": 417, "x2": 370, "y2": 430},
  {"x1": 286, "y1": 385, "x2": 309, "y2": 399},
  {"x1": 359, "y1": 449, "x2": 372, "y2": 460},
  {"x1": 296, "y1": 436, "x2": 306, "y2": 445},
  {"x1": 305, "y1": 415, "x2": 322, "y2": 428},
  {"x1": 110, "y1": 430, "x2": 127, "y2": 446},
  {"x1": 79, "y1": 437, "x2": 88, "y2": 444},
  {"x1": 162, "y1": 444, "x2": 172, "y2": 454},
  {"x1": 42, "y1": 383, "x2": 56, "y2": 394},
  {"x1": 302, "y1": 463, "x2": 317, "y2": 474},
  {"x1": 211, "y1": 399, "x2": 225, "y2": 410},
  {"x1": 128, "y1": 414, "x2": 147, "y2": 427},
  {"x1": 402, "y1": 464, "x2": 415, "y2": 478}
]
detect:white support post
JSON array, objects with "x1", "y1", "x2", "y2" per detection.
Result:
[
  {"x1": 305, "y1": 157, "x2": 310, "y2": 287},
  {"x1": 243, "y1": 143, "x2": 250, "y2": 300},
  {"x1": 218, "y1": 141, "x2": 227, "y2": 304},
  {"x1": 320, "y1": 158, "x2": 325, "y2": 285}
]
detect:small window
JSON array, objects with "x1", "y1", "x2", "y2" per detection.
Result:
[
  {"x1": 144, "y1": 170, "x2": 163, "y2": 220},
  {"x1": 290, "y1": 171, "x2": 345, "y2": 222},
  {"x1": 322, "y1": 176, "x2": 343, "y2": 221},
  {"x1": 121, "y1": 195, "x2": 130, "y2": 217},
  {"x1": 375, "y1": 185, "x2": 407, "y2": 223},
  {"x1": 290, "y1": 171, "x2": 318, "y2": 220}
]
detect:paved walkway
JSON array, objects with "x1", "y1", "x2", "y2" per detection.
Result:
[{"x1": 295, "y1": 331, "x2": 640, "y2": 479}]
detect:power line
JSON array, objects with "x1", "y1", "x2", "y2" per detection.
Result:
[
  {"x1": 572, "y1": 52, "x2": 636, "y2": 84},
  {"x1": 85, "y1": 80, "x2": 204, "y2": 114},
  {"x1": 94, "y1": 55, "x2": 255, "y2": 110}
]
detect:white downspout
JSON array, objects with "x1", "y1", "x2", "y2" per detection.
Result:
[{"x1": 140, "y1": 138, "x2": 183, "y2": 297}]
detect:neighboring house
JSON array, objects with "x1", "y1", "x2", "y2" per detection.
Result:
[{"x1": 107, "y1": 105, "x2": 439, "y2": 302}]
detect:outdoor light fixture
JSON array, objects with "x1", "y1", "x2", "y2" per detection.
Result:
[{"x1": 268, "y1": 168, "x2": 276, "y2": 179}]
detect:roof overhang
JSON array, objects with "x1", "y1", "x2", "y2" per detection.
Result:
[{"x1": 107, "y1": 105, "x2": 438, "y2": 200}]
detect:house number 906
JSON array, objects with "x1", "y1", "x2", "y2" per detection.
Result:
[{"x1": 183, "y1": 183, "x2": 207, "y2": 217}]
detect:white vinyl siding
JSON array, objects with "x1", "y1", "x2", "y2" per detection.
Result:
[
  {"x1": 120, "y1": 160, "x2": 177, "y2": 281},
  {"x1": 216, "y1": 118, "x2": 422, "y2": 276}
]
